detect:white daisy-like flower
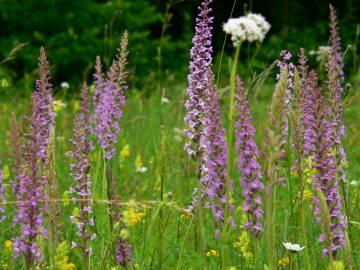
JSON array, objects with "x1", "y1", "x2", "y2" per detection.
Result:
[
  {"x1": 283, "y1": 242, "x2": 306, "y2": 252},
  {"x1": 136, "y1": 166, "x2": 148, "y2": 173}
]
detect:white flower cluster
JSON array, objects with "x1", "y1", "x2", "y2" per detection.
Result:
[{"x1": 223, "y1": 13, "x2": 271, "y2": 46}]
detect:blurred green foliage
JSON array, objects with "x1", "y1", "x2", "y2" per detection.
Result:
[{"x1": 0, "y1": 0, "x2": 359, "y2": 94}]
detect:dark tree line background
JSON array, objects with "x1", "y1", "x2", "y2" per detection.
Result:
[{"x1": 0, "y1": 0, "x2": 359, "y2": 92}]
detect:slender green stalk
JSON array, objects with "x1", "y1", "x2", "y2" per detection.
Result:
[
  {"x1": 216, "y1": 0, "x2": 238, "y2": 87},
  {"x1": 198, "y1": 201, "x2": 208, "y2": 270},
  {"x1": 297, "y1": 160, "x2": 311, "y2": 270},
  {"x1": 46, "y1": 128, "x2": 57, "y2": 269},
  {"x1": 158, "y1": 125, "x2": 167, "y2": 270},
  {"x1": 253, "y1": 237, "x2": 261, "y2": 270},
  {"x1": 222, "y1": 44, "x2": 240, "y2": 270},
  {"x1": 176, "y1": 216, "x2": 195, "y2": 270},
  {"x1": 265, "y1": 183, "x2": 275, "y2": 270}
]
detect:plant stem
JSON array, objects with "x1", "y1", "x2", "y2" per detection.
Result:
[
  {"x1": 253, "y1": 237, "x2": 261, "y2": 270},
  {"x1": 265, "y1": 184, "x2": 275, "y2": 270},
  {"x1": 222, "y1": 44, "x2": 241, "y2": 270},
  {"x1": 198, "y1": 201, "x2": 208, "y2": 270}
]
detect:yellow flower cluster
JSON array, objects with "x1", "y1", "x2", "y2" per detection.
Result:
[
  {"x1": 135, "y1": 155, "x2": 143, "y2": 169},
  {"x1": 328, "y1": 261, "x2": 344, "y2": 270},
  {"x1": 2, "y1": 165, "x2": 10, "y2": 180},
  {"x1": 120, "y1": 228, "x2": 130, "y2": 239},
  {"x1": 122, "y1": 208, "x2": 144, "y2": 227},
  {"x1": 120, "y1": 144, "x2": 131, "y2": 160},
  {"x1": 303, "y1": 189, "x2": 313, "y2": 200},
  {"x1": 278, "y1": 257, "x2": 289, "y2": 267},
  {"x1": 53, "y1": 100, "x2": 67, "y2": 113},
  {"x1": 304, "y1": 157, "x2": 317, "y2": 184},
  {"x1": 4, "y1": 240, "x2": 13, "y2": 252},
  {"x1": 233, "y1": 231, "x2": 253, "y2": 262},
  {"x1": 54, "y1": 241, "x2": 76, "y2": 270},
  {"x1": 206, "y1": 249, "x2": 219, "y2": 257},
  {"x1": 180, "y1": 212, "x2": 190, "y2": 220},
  {"x1": 135, "y1": 154, "x2": 147, "y2": 173}
]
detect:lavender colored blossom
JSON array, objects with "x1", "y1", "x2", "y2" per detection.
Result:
[
  {"x1": 277, "y1": 50, "x2": 294, "y2": 106},
  {"x1": 199, "y1": 72, "x2": 228, "y2": 222},
  {"x1": 0, "y1": 170, "x2": 5, "y2": 222},
  {"x1": 116, "y1": 239, "x2": 132, "y2": 267},
  {"x1": 184, "y1": 0, "x2": 214, "y2": 158},
  {"x1": 327, "y1": 5, "x2": 347, "y2": 184},
  {"x1": 302, "y1": 71, "x2": 319, "y2": 156},
  {"x1": 234, "y1": 76, "x2": 264, "y2": 235},
  {"x1": 298, "y1": 48, "x2": 309, "y2": 90},
  {"x1": 13, "y1": 48, "x2": 54, "y2": 266},
  {"x1": 92, "y1": 56, "x2": 126, "y2": 160},
  {"x1": 289, "y1": 48, "x2": 309, "y2": 172},
  {"x1": 302, "y1": 71, "x2": 345, "y2": 257},
  {"x1": 66, "y1": 83, "x2": 95, "y2": 259},
  {"x1": 327, "y1": 4, "x2": 344, "y2": 140}
]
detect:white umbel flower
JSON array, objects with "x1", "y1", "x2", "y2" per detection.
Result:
[
  {"x1": 223, "y1": 13, "x2": 271, "y2": 46},
  {"x1": 246, "y1": 13, "x2": 271, "y2": 39},
  {"x1": 283, "y1": 242, "x2": 306, "y2": 252}
]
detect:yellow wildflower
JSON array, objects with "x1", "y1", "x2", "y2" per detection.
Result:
[
  {"x1": 206, "y1": 249, "x2": 219, "y2": 257},
  {"x1": 291, "y1": 169, "x2": 298, "y2": 178},
  {"x1": 278, "y1": 257, "x2": 289, "y2": 267},
  {"x1": 180, "y1": 212, "x2": 189, "y2": 220},
  {"x1": 135, "y1": 155, "x2": 143, "y2": 169},
  {"x1": 233, "y1": 231, "x2": 253, "y2": 262},
  {"x1": 123, "y1": 208, "x2": 143, "y2": 227},
  {"x1": 70, "y1": 207, "x2": 80, "y2": 223},
  {"x1": 328, "y1": 261, "x2": 344, "y2": 270},
  {"x1": 120, "y1": 229, "x2": 130, "y2": 239},
  {"x1": 135, "y1": 155, "x2": 147, "y2": 173},
  {"x1": 73, "y1": 101, "x2": 80, "y2": 111},
  {"x1": 2, "y1": 165, "x2": 10, "y2": 180},
  {"x1": 304, "y1": 157, "x2": 317, "y2": 183},
  {"x1": 63, "y1": 191, "x2": 70, "y2": 206},
  {"x1": 53, "y1": 100, "x2": 67, "y2": 113},
  {"x1": 120, "y1": 144, "x2": 131, "y2": 160},
  {"x1": 54, "y1": 241, "x2": 76, "y2": 270},
  {"x1": 303, "y1": 189, "x2": 313, "y2": 200},
  {"x1": 4, "y1": 240, "x2": 13, "y2": 252}
]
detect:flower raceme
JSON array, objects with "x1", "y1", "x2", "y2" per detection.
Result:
[
  {"x1": 184, "y1": 0, "x2": 214, "y2": 158},
  {"x1": 66, "y1": 83, "x2": 96, "y2": 259},
  {"x1": 92, "y1": 32, "x2": 129, "y2": 160},
  {"x1": 302, "y1": 71, "x2": 346, "y2": 257},
  {"x1": 200, "y1": 72, "x2": 229, "y2": 223},
  {"x1": 93, "y1": 57, "x2": 126, "y2": 160},
  {"x1": 13, "y1": 48, "x2": 54, "y2": 266},
  {"x1": 234, "y1": 76, "x2": 264, "y2": 236}
]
